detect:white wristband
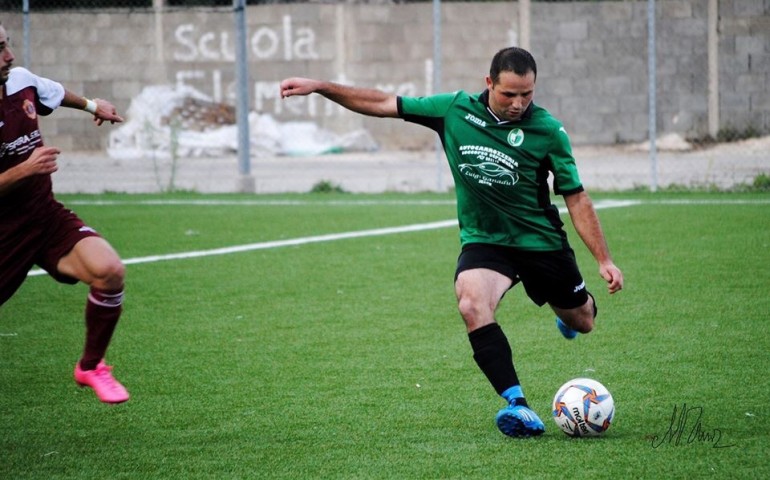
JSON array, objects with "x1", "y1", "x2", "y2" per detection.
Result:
[{"x1": 83, "y1": 98, "x2": 98, "y2": 114}]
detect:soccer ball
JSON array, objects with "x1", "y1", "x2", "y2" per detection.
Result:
[{"x1": 552, "y1": 378, "x2": 614, "y2": 437}]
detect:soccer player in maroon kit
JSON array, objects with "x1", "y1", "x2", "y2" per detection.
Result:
[{"x1": 0, "y1": 23, "x2": 129, "y2": 403}]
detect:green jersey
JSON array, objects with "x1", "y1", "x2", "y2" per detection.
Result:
[{"x1": 398, "y1": 90, "x2": 583, "y2": 251}]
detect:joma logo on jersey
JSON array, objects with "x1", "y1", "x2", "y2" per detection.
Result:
[
  {"x1": 507, "y1": 128, "x2": 524, "y2": 147},
  {"x1": 464, "y1": 113, "x2": 486, "y2": 128}
]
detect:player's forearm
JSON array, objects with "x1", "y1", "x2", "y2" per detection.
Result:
[
  {"x1": 579, "y1": 221, "x2": 614, "y2": 266},
  {"x1": 60, "y1": 89, "x2": 94, "y2": 112},
  {"x1": 59, "y1": 90, "x2": 123, "y2": 125},
  {"x1": 566, "y1": 193, "x2": 614, "y2": 265},
  {"x1": 0, "y1": 164, "x2": 26, "y2": 197},
  {"x1": 316, "y1": 82, "x2": 399, "y2": 118}
]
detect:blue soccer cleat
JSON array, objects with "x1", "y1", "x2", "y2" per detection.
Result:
[
  {"x1": 495, "y1": 404, "x2": 545, "y2": 437},
  {"x1": 556, "y1": 317, "x2": 578, "y2": 340}
]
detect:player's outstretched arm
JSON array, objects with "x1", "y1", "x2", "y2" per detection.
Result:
[
  {"x1": 280, "y1": 77, "x2": 399, "y2": 118},
  {"x1": 564, "y1": 191, "x2": 624, "y2": 294},
  {"x1": 61, "y1": 89, "x2": 124, "y2": 126}
]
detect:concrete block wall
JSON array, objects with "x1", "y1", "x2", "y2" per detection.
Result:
[
  {"x1": 2, "y1": 0, "x2": 768, "y2": 151},
  {"x1": 719, "y1": 0, "x2": 770, "y2": 135}
]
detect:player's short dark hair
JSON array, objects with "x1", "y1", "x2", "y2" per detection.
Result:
[{"x1": 489, "y1": 47, "x2": 537, "y2": 84}]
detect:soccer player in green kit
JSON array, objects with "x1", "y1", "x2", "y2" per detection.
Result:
[{"x1": 280, "y1": 47, "x2": 623, "y2": 438}]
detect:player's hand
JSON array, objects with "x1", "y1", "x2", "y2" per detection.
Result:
[
  {"x1": 599, "y1": 262, "x2": 623, "y2": 294},
  {"x1": 279, "y1": 77, "x2": 321, "y2": 98},
  {"x1": 91, "y1": 98, "x2": 124, "y2": 126},
  {"x1": 25, "y1": 146, "x2": 61, "y2": 175}
]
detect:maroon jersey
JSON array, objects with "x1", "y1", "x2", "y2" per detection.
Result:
[
  {"x1": 0, "y1": 67, "x2": 65, "y2": 232},
  {"x1": 0, "y1": 68, "x2": 105, "y2": 305}
]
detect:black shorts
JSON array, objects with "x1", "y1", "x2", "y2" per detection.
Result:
[{"x1": 454, "y1": 243, "x2": 589, "y2": 309}]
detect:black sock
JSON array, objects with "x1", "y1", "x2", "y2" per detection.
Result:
[{"x1": 468, "y1": 323, "x2": 520, "y2": 396}]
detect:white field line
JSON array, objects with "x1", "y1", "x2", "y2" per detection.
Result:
[
  {"x1": 117, "y1": 220, "x2": 460, "y2": 266},
  {"x1": 26, "y1": 220, "x2": 457, "y2": 277},
  {"x1": 27, "y1": 197, "x2": 767, "y2": 277}
]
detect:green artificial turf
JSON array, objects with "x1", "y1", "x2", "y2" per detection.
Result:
[{"x1": 1, "y1": 192, "x2": 768, "y2": 479}]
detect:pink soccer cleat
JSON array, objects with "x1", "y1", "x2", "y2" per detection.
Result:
[{"x1": 74, "y1": 360, "x2": 130, "y2": 404}]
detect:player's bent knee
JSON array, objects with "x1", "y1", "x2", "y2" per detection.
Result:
[
  {"x1": 456, "y1": 297, "x2": 493, "y2": 330},
  {"x1": 555, "y1": 308, "x2": 594, "y2": 334},
  {"x1": 90, "y1": 259, "x2": 126, "y2": 289},
  {"x1": 457, "y1": 297, "x2": 479, "y2": 322},
  {"x1": 559, "y1": 296, "x2": 596, "y2": 333},
  {"x1": 570, "y1": 308, "x2": 595, "y2": 333},
  {"x1": 575, "y1": 317, "x2": 594, "y2": 334}
]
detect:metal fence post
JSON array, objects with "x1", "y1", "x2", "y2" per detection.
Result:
[
  {"x1": 22, "y1": 0, "x2": 30, "y2": 68},
  {"x1": 433, "y1": 0, "x2": 444, "y2": 191},
  {"x1": 519, "y1": 0, "x2": 530, "y2": 51},
  {"x1": 708, "y1": 0, "x2": 719, "y2": 139},
  {"x1": 234, "y1": 0, "x2": 255, "y2": 193},
  {"x1": 648, "y1": 0, "x2": 658, "y2": 192}
]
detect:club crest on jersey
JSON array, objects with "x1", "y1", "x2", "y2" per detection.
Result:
[
  {"x1": 23, "y1": 99, "x2": 37, "y2": 120},
  {"x1": 507, "y1": 128, "x2": 524, "y2": 147}
]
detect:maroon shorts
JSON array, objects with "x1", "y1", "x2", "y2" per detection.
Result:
[{"x1": 0, "y1": 205, "x2": 101, "y2": 306}]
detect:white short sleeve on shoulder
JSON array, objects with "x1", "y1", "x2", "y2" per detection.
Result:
[{"x1": 5, "y1": 67, "x2": 65, "y2": 110}]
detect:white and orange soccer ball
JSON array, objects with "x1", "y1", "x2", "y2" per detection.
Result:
[{"x1": 552, "y1": 378, "x2": 615, "y2": 437}]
